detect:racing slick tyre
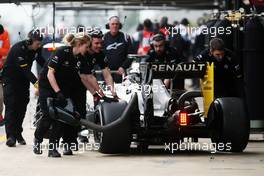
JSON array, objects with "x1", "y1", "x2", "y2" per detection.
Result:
[
  {"x1": 94, "y1": 101, "x2": 132, "y2": 154},
  {"x1": 209, "y1": 97, "x2": 249, "y2": 152}
]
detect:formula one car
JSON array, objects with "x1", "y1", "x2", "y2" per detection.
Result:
[{"x1": 47, "y1": 57, "x2": 249, "y2": 154}]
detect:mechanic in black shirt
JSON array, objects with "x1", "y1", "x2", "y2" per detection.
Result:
[
  {"x1": 34, "y1": 33, "x2": 92, "y2": 157},
  {"x1": 85, "y1": 29, "x2": 118, "y2": 102},
  {"x1": 146, "y1": 33, "x2": 184, "y2": 89},
  {"x1": 103, "y1": 16, "x2": 135, "y2": 82},
  {"x1": 66, "y1": 29, "x2": 118, "y2": 144},
  {"x1": 2, "y1": 29, "x2": 45, "y2": 147},
  {"x1": 194, "y1": 38, "x2": 242, "y2": 98}
]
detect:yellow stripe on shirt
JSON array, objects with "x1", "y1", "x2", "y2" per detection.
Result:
[{"x1": 20, "y1": 64, "x2": 28, "y2": 68}]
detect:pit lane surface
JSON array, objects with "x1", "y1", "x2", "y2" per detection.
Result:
[{"x1": 0, "y1": 96, "x2": 263, "y2": 176}]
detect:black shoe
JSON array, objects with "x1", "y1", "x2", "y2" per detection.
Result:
[
  {"x1": 78, "y1": 136, "x2": 89, "y2": 143},
  {"x1": 63, "y1": 148, "x2": 73, "y2": 156},
  {"x1": 6, "y1": 137, "x2": 16, "y2": 147},
  {"x1": 16, "y1": 134, "x2": 26, "y2": 145},
  {"x1": 63, "y1": 143, "x2": 73, "y2": 155},
  {"x1": 48, "y1": 150, "x2": 61, "y2": 158},
  {"x1": 33, "y1": 138, "x2": 43, "y2": 155}
]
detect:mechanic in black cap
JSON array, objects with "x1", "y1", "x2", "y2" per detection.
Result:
[
  {"x1": 34, "y1": 33, "x2": 93, "y2": 157},
  {"x1": 2, "y1": 29, "x2": 45, "y2": 147},
  {"x1": 146, "y1": 33, "x2": 184, "y2": 89},
  {"x1": 86, "y1": 29, "x2": 118, "y2": 103},
  {"x1": 73, "y1": 29, "x2": 119, "y2": 144},
  {"x1": 103, "y1": 16, "x2": 135, "y2": 83},
  {"x1": 194, "y1": 38, "x2": 242, "y2": 98}
]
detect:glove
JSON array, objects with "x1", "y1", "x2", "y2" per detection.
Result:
[
  {"x1": 56, "y1": 91, "x2": 68, "y2": 108},
  {"x1": 93, "y1": 92, "x2": 118, "y2": 106},
  {"x1": 113, "y1": 95, "x2": 120, "y2": 101},
  {"x1": 102, "y1": 96, "x2": 119, "y2": 103},
  {"x1": 93, "y1": 92, "x2": 102, "y2": 107}
]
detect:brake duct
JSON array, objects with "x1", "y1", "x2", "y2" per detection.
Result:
[{"x1": 47, "y1": 93, "x2": 137, "y2": 132}]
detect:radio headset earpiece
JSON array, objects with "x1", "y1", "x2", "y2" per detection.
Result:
[
  {"x1": 105, "y1": 16, "x2": 123, "y2": 30},
  {"x1": 26, "y1": 29, "x2": 43, "y2": 45},
  {"x1": 0, "y1": 24, "x2": 4, "y2": 35}
]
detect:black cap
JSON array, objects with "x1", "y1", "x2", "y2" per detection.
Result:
[{"x1": 87, "y1": 28, "x2": 103, "y2": 38}]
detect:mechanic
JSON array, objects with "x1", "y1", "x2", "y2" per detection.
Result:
[
  {"x1": 33, "y1": 33, "x2": 92, "y2": 157},
  {"x1": 103, "y1": 16, "x2": 135, "y2": 83},
  {"x1": 74, "y1": 29, "x2": 119, "y2": 144},
  {"x1": 2, "y1": 29, "x2": 45, "y2": 147},
  {"x1": 0, "y1": 24, "x2": 10, "y2": 126},
  {"x1": 194, "y1": 38, "x2": 242, "y2": 98},
  {"x1": 146, "y1": 33, "x2": 184, "y2": 89}
]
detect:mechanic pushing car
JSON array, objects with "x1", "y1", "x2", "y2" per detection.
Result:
[
  {"x1": 33, "y1": 33, "x2": 92, "y2": 157},
  {"x1": 145, "y1": 33, "x2": 184, "y2": 89},
  {"x1": 194, "y1": 37, "x2": 242, "y2": 98},
  {"x1": 103, "y1": 16, "x2": 135, "y2": 83},
  {"x1": 2, "y1": 29, "x2": 45, "y2": 147},
  {"x1": 84, "y1": 29, "x2": 119, "y2": 106},
  {"x1": 67, "y1": 29, "x2": 119, "y2": 144}
]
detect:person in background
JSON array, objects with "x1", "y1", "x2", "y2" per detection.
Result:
[
  {"x1": 146, "y1": 33, "x2": 184, "y2": 89},
  {"x1": 132, "y1": 23, "x2": 143, "y2": 52},
  {"x1": 0, "y1": 24, "x2": 10, "y2": 126},
  {"x1": 103, "y1": 16, "x2": 135, "y2": 83},
  {"x1": 159, "y1": 16, "x2": 172, "y2": 41},
  {"x1": 137, "y1": 19, "x2": 154, "y2": 55}
]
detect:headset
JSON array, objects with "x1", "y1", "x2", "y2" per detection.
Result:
[
  {"x1": 105, "y1": 16, "x2": 123, "y2": 30},
  {"x1": 26, "y1": 29, "x2": 43, "y2": 45},
  {"x1": 152, "y1": 33, "x2": 166, "y2": 42},
  {"x1": 0, "y1": 24, "x2": 4, "y2": 35}
]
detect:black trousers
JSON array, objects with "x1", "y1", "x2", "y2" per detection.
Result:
[
  {"x1": 3, "y1": 82, "x2": 29, "y2": 139},
  {"x1": 62, "y1": 86, "x2": 87, "y2": 145},
  {"x1": 34, "y1": 88, "x2": 63, "y2": 146}
]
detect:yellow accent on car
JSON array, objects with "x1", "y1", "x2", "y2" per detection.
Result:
[{"x1": 200, "y1": 62, "x2": 214, "y2": 117}]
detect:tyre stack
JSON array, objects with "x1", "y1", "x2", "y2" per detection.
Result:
[{"x1": 243, "y1": 17, "x2": 264, "y2": 122}]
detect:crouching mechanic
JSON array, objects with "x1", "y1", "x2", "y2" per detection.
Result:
[
  {"x1": 145, "y1": 33, "x2": 183, "y2": 89},
  {"x1": 33, "y1": 33, "x2": 92, "y2": 157},
  {"x1": 194, "y1": 38, "x2": 242, "y2": 98},
  {"x1": 2, "y1": 29, "x2": 45, "y2": 147}
]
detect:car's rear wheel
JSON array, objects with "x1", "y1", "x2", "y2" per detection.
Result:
[{"x1": 209, "y1": 97, "x2": 249, "y2": 152}]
